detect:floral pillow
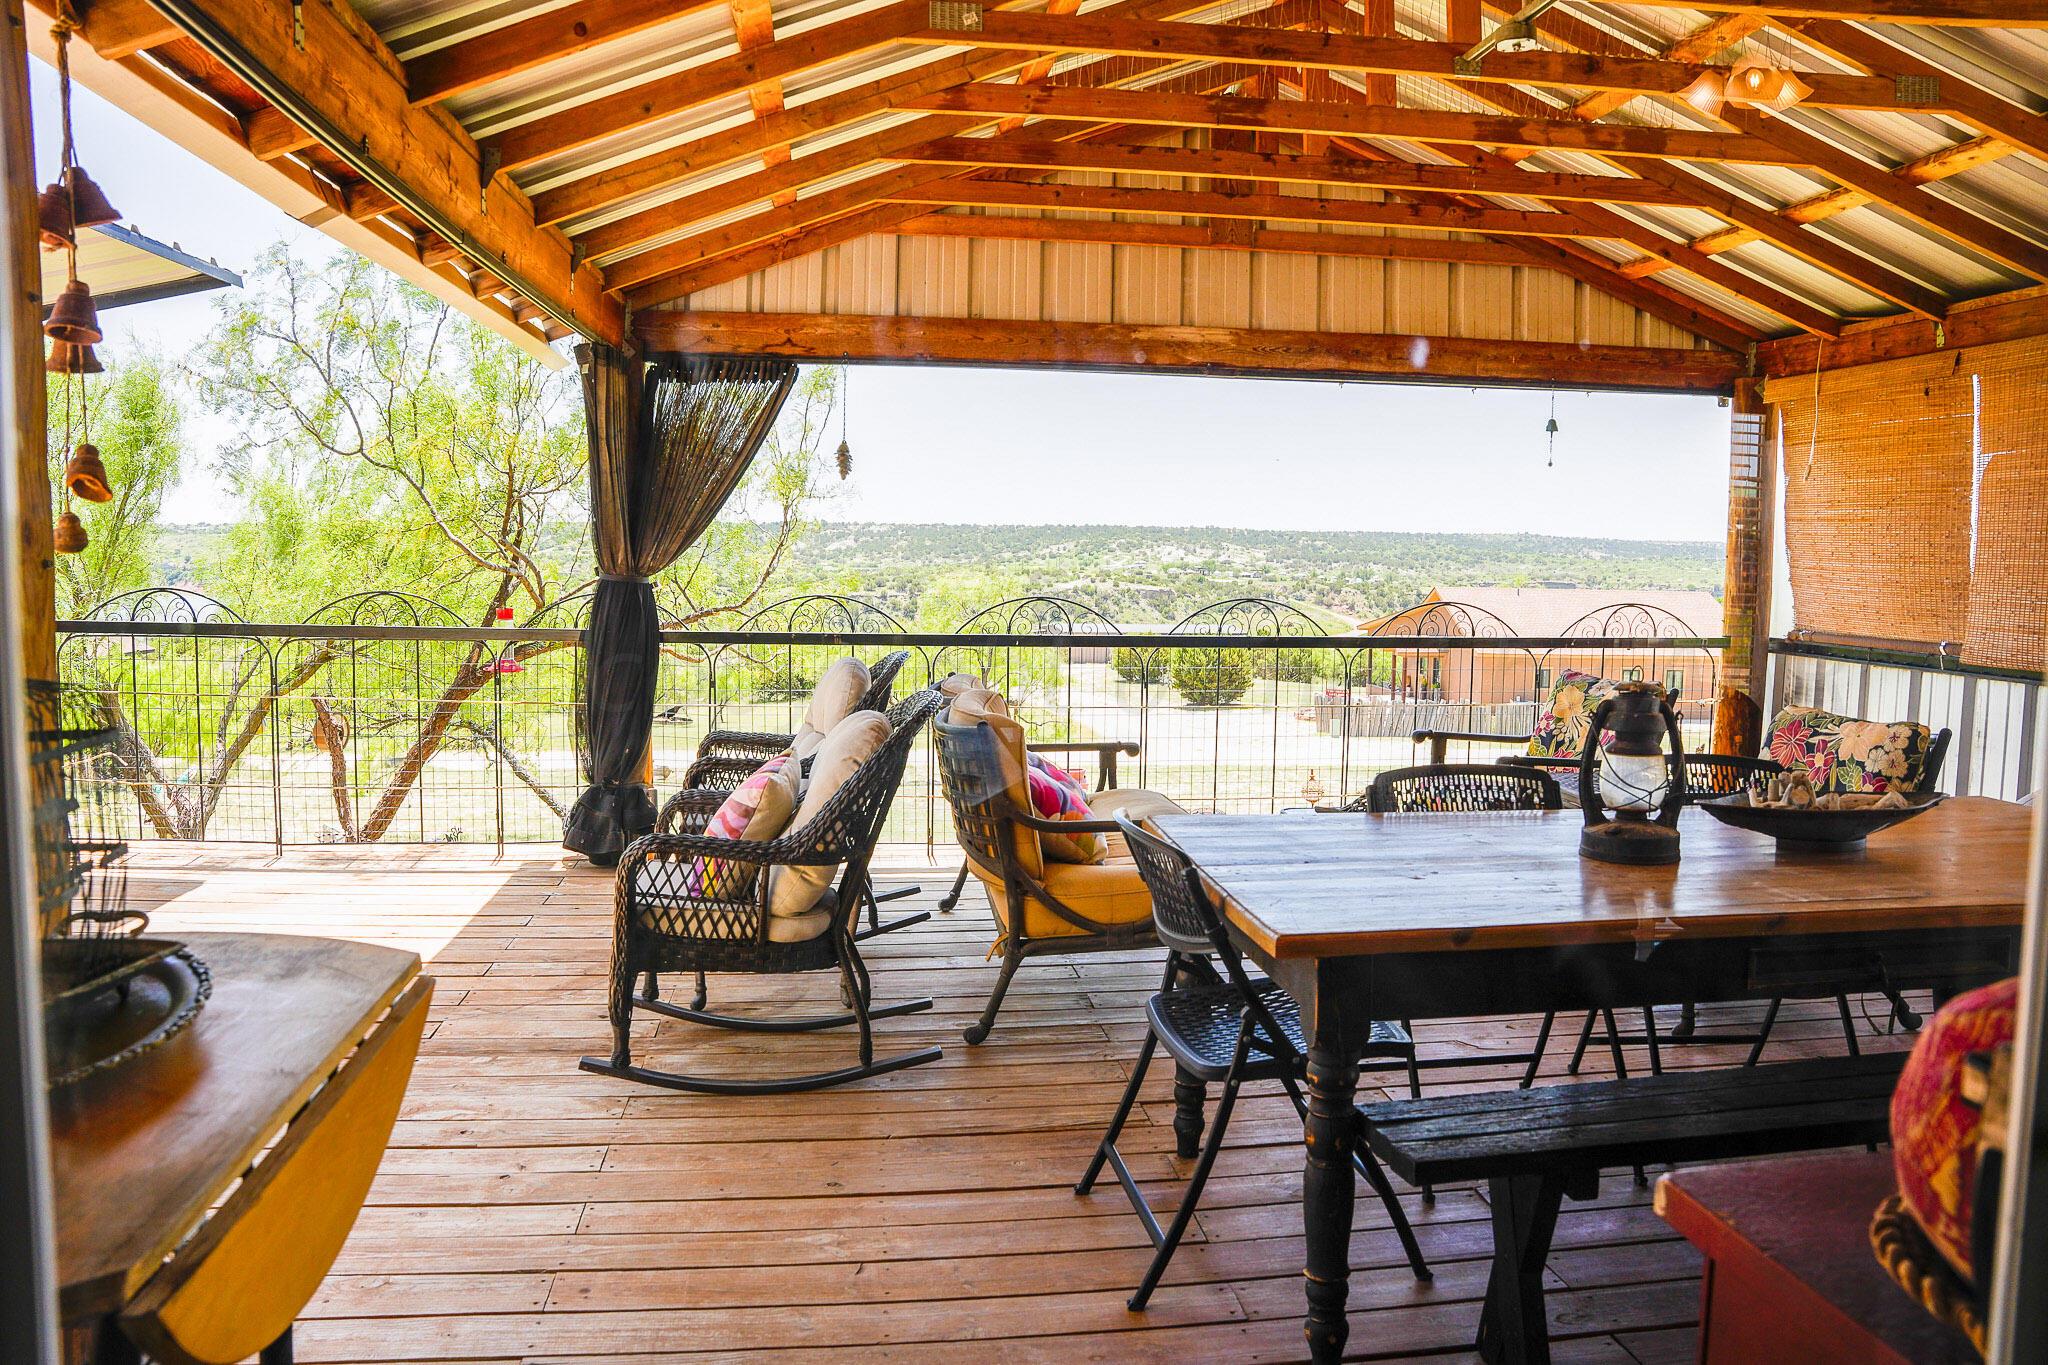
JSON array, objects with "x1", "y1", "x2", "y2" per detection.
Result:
[
  {"x1": 1025, "y1": 755, "x2": 1107, "y2": 864},
  {"x1": 687, "y1": 756, "x2": 799, "y2": 897},
  {"x1": 1527, "y1": 669, "x2": 1619, "y2": 760},
  {"x1": 1767, "y1": 705, "x2": 1934, "y2": 795}
]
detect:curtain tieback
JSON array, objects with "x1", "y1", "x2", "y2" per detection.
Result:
[{"x1": 598, "y1": 572, "x2": 650, "y2": 585}]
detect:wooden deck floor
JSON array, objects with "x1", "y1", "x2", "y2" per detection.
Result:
[{"x1": 125, "y1": 843, "x2": 1917, "y2": 1365}]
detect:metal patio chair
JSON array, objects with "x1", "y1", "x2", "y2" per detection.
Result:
[
  {"x1": 934, "y1": 714, "x2": 1157, "y2": 1045},
  {"x1": 580, "y1": 690, "x2": 944, "y2": 1094},
  {"x1": 1078, "y1": 814, "x2": 1429, "y2": 1310}
]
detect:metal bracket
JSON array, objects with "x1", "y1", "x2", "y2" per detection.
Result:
[
  {"x1": 1894, "y1": 74, "x2": 1941, "y2": 106},
  {"x1": 927, "y1": 1, "x2": 983, "y2": 32},
  {"x1": 479, "y1": 147, "x2": 501, "y2": 214},
  {"x1": 1933, "y1": 321, "x2": 1947, "y2": 349},
  {"x1": 289, "y1": 0, "x2": 304, "y2": 50},
  {"x1": 1452, "y1": 53, "x2": 1486, "y2": 76},
  {"x1": 570, "y1": 241, "x2": 587, "y2": 275}
]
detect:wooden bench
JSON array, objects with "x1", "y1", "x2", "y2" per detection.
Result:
[{"x1": 1356, "y1": 1051, "x2": 1909, "y2": 1365}]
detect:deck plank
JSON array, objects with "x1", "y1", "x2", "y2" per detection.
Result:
[{"x1": 128, "y1": 843, "x2": 1915, "y2": 1364}]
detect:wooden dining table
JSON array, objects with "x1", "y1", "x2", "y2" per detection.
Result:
[{"x1": 1153, "y1": 797, "x2": 2034, "y2": 1365}]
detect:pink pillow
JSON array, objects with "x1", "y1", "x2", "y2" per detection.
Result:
[
  {"x1": 1025, "y1": 758, "x2": 1107, "y2": 864},
  {"x1": 687, "y1": 756, "x2": 798, "y2": 897}
]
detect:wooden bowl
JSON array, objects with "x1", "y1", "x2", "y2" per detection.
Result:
[{"x1": 1700, "y1": 790, "x2": 1946, "y2": 848}]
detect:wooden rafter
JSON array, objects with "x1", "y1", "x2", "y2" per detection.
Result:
[
  {"x1": 894, "y1": 213, "x2": 1545, "y2": 264},
  {"x1": 403, "y1": 0, "x2": 724, "y2": 105},
  {"x1": 894, "y1": 11, "x2": 1929, "y2": 112},
  {"x1": 895, "y1": 85, "x2": 1811, "y2": 164},
  {"x1": 1755, "y1": 284, "x2": 2048, "y2": 375},
  {"x1": 1610, "y1": 1, "x2": 2048, "y2": 26},
  {"x1": 633, "y1": 312, "x2": 1745, "y2": 391}
]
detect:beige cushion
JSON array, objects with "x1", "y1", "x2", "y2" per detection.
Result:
[
  {"x1": 767, "y1": 710, "x2": 891, "y2": 917},
  {"x1": 790, "y1": 657, "x2": 871, "y2": 763},
  {"x1": 767, "y1": 888, "x2": 835, "y2": 943},
  {"x1": 1090, "y1": 788, "x2": 1187, "y2": 823},
  {"x1": 938, "y1": 672, "x2": 987, "y2": 699},
  {"x1": 946, "y1": 688, "x2": 1043, "y2": 879}
]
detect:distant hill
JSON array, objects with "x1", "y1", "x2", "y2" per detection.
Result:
[{"x1": 153, "y1": 521, "x2": 1720, "y2": 627}]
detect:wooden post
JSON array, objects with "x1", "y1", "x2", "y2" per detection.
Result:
[
  {"x1": 1714, "y1": 377, "x2": 1777, "y2": 756},
  {"x1": 4, "y1": 0, "x2": 51, "y2": 684}
]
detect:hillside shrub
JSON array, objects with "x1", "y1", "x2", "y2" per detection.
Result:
[
  {"x1": 1111, "y1": 646, "x2": 1167, "y2": 685},
  {"x1": 1171, "y1": 648, "x2": 1254, "y2": 706}
]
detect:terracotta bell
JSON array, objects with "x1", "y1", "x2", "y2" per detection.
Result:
[
  {"x1": 65, "y1": 444, "x2": 112, "y2": 503},
  {"x1": 44, "y1": 279, "x2": 101, "y2": 345},
  {"x1": 37, "y1": 181, "x2": 74, "y2": 250},
  {"x1": 63, "y1": 166, "x2": 120, "y2": 231},
  {"x1": 46, "y1": 339, "x2": 102, "y2": 374},
  {"x1": 53, "y1": 512, "x2": 87, "y2": 554}
]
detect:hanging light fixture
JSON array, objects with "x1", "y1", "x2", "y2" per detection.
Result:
[
  {"x1": 1677, "y1": 30, "x2": 1811, "y2": 117},
  {"x1": 1679, "y1": 68, "x2": 1728, "y2": 115}
]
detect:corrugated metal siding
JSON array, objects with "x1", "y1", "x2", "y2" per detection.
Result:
[{"x1": 672, "y1": 222, "x2": 1716, "y2": 349}]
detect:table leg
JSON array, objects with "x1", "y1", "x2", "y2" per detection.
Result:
[
  {"x1": 1173, "y1": 1067, "x2": 1205, "y2": 1159},
  {"x1": 1303, "y1": 1043, "x2": 1358, "y2": 1365},
  {"x1": 1476, "y1": 1172, "x2": 1566, "y2": 1365},
  {"x1": 88, "y1": 1319, "x2": 140, "y2": 1365}
]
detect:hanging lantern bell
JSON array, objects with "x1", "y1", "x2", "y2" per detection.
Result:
[
  {"x1": 45, "y1": 279, "x2": 102, "y2": 345},
  {"x1": 63, "y1": 165, "x2": 120, "y2": 231},
  {"x1": 45, "y1": 339, "x2": 102, "y2": 374},
  {"x1": 53, "y1": 512, "x2": 88, "y2": 555},
  {"x1": 37, "y1": 181, "x2": 75, "y2": 250},
  {"x1": 834, "y1": 438, "x2": 852, "y2": 480},
  {"x1": 65, "y1": 443, "x2": 112, "y2": 503}
]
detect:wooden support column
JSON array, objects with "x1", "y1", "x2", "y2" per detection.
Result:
[
  {"x1": 4, "y1": 0, "x2": 52, "y2": 682},
  {"x1": 1714, "y1": 377, "x2": 1777, "y2": 757}
]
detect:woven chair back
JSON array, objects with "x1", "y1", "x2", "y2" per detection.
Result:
[
  {"x1": 933, "y1": 717, "x2": 1016, "y2": 879},
  {"x1": 1114, "y1": 813, "x2": 1229, "y2": 958},
  {"x1": 1367, "y1": 763, "x2": 1563, "y2": 814},
  {"x1": 860, "y1": 651, "x2": 911, "y2": 712}
]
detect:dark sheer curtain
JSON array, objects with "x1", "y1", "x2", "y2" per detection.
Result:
[{"x1": 564, "y1": 345, "x2": 798, "y2": 863}]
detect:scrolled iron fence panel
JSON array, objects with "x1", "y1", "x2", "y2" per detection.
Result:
[{"x1": 56, "y1": 593, "x2": 1727, "y2": 847}]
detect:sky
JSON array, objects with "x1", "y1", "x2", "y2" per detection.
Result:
[{"x1": 33, "y1": 59, "x2": 1734, "y2": 542}]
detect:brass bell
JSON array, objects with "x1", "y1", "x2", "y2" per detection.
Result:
[
  {"x1": 53, "y1": 512, "x2": 87, "y2": 554},
  {"x1": 63, "y1": 166, "x2": 120, "y2": 231},
  {"x1": 44, "y1": 279, "x2": 101, "y2": 345},
  {"x1": 45, "y1": 339, "x2": 102, "y2": 374},
  {"x1": 65, "y1": 444, "x2": 112, "y2": 503},
  {"x1": 37, "y1": 181, "x2": 74, "y2": 250}
]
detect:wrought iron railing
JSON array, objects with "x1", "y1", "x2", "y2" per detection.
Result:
[{"x1": 57, "y1": 589, "x2": 1726, "y2": 850}]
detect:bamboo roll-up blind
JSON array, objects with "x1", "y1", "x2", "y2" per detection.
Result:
[
  {"x1": 1964, "y1": 336, "x2": 2048, "y2": 673},
  {"x1": 1768, "y1": 350, "x2": 1975, "y2": 649}
]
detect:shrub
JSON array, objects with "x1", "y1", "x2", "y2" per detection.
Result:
[
  {"x1": 1111, "y1": 646, "x2": 1167, "y2": 685},
  {"x1": 1257, "y1": 647, "x2": 1320, "y2": 684},
  {"x1": 1171, "y1": 648, "x2": 1254, "y2": 706}
]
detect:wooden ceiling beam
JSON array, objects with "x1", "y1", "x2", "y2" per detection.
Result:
[
  {"x1": 487, "y1": 0, "x2": 937, "y2": 172},
  {"x1": 1611, "y1": 1, "x2": 2047, "y2": 26},
  {"x1": 404, "y1": 0, "x2": 724, "y2": 105},
  {"x1": 895, "y1": 211, "x2": 1545, "y2": 264},
  {"x1": 1721, "y1": 106, "x2": 2048, "y2": 280},
  {"x1": 878, "y1": 179, "x2": 1612, "y2": 239},
  {"x1": 76, "y1": 0, "x2": 183, "y2": 59},
  {"x1": 1768, "y1": 17, "x2": 2048, "y2": 164},
  {"x1": 1755, "y1": 284, "x2": 2048, "y2": 375},
  {"x1": 897, "y1": 85, "x2": 1812, "y2": 164},
  {"x1": 632, "y1": 312, "x2": 1745, "y2": 392},
  {"x1": 628, "y1": 203, "x2": 931, "y2": 305},
  {"x1": 898, "y1": 11, "x2": 1919, "y2": 111},
  {"x1": 893, "y1": 136, "x2": 1702, "y2": 205}
]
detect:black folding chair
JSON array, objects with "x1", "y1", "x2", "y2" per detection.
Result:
[{"x1": 1076, "y1": 813, "x2": 1430, "y2": 1310}]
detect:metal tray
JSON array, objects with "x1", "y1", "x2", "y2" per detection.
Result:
[
  {"x1": 1700, "y1": 790, "x2": 1947, "y2": 848},
  {"x1": 44, "y1": 944, "x2": 211, "y2": 1089}
]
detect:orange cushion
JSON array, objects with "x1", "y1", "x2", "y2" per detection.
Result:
[{"x1": 970, "y1": 852, "x2": 1154, "y2": 942}]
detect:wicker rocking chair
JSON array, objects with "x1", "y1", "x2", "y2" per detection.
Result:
[
  {"x1": 671, "y1": 651, "x2": 927, "y2": 941},
  {"x1": 935, "y1": 715, "x2": 1159, "y2": 1045},
  {"x1": 579, "y1": 690, "x2": 944, "y2": 1094}
]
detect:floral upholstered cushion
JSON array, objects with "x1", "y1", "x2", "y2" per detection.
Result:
[
  {"x1": 687, "y1": 756, "x2": 799, "y2": 898},
  {"x1": 1527, "y1": 670, "x2": 1619, "y2": 760},
  {"x1": 1890, "y1": 976, "x2": 2017, "y2": 1285},
  {"x1": 1024, "y1": 753, "x2": 1107, "y2": 865},
  {"x1": 1767, "y1": 705, "x2": 1934, "y2": 794}
]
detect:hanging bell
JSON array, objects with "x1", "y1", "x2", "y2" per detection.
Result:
[
  {"x1": 65, "y1": 444, "x2": 112, "y2": 503},
  {"x1": 37, "y1": 181, "x2": 75, "y2": 250},
  {"x1": 45, "y1": 279, "x2": 102, "y2": 345},
  {"x1": 45, "y1": 339, "x2": 102, "y2": 374},
  {"x1": 63, "y1": 166, "x2": 120, "y2": 230},
  {"x1": 53, "y1": 512, "x2": 88, "y2": 554},
  {"x1": 835, "y1": 438, "x2": 852, "y2": 480}
]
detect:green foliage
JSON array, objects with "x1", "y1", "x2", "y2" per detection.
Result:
[
  {"x1": 1111, "y1": 646, "x2": 1166, "y2": 685},
  {"x1": 1171, "y1": 648, "x2": 1254, "y2": 707},
  {"x1": 47, "y1": 353, "x2": 183, "y2": 616},
  {"x1": 1257, "y1": 648, "x2": 1320, "y2": 684}
]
